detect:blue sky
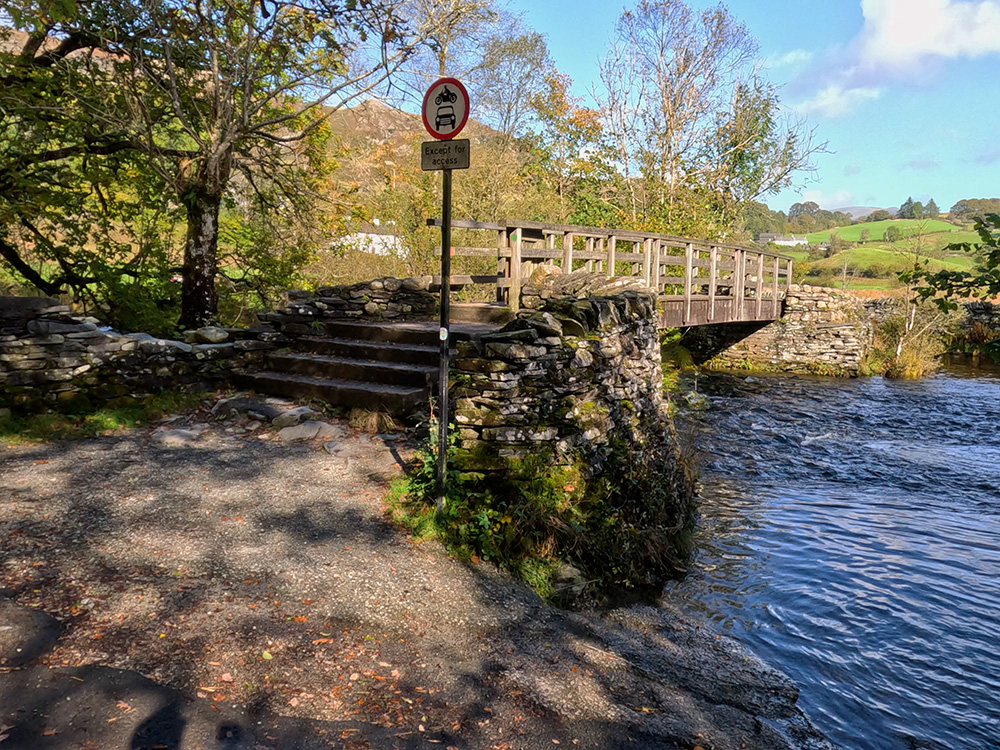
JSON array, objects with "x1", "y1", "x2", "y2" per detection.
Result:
[{"x1": 506, "y1": 0, "x2": 1000, "y2": 215}]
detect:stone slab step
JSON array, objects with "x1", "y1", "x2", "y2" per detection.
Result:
[
  {"x1": 267, "y1": 352, "x2": 438, "y2": 388},
  {"x1": 292, "y1": 336, "x2": 442, "y2": 366},
  {"x1": 450, "y1": 303, "x2": 515, "y2": 325},
  {"x1": 320, "y1": 320, "x2": 498, "y2": 344},
  {"x1": 235, "y1": 372, "x2": 425, "y2": 416}
]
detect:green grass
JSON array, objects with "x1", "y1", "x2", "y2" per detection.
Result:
[
  {"x1": 808, "y1": 219, "x2": 959, "y2": 244},
  {"x1": 0, "y1": 390, "x2": 204, "y2": 445},
  {"x1": 783, "y1": 249, "x2": 811, "y2": 263},
  {"x1": 808, "y1": 246, "x2": 975, "y2": 275}
]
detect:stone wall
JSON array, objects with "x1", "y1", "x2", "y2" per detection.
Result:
[
  {"x1": 964, "y1": 301, "x2": 1000, "y2": 332},
  {"x1": 260, "y1": 277, "x2": 436, "y2": 333},
  {"x1": 452, "y1": 272, "x2": 667, "y2": 460},
  {"x1": 684, "y1": 284, "x2": 873, "y2": 376},
  {"x1": 0, "y1": 297, "x2": 277, "y2": 410}
]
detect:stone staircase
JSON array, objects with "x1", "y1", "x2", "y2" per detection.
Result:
[{"x1": 236, "y1": 304, "x2": 507, "y2": 417}]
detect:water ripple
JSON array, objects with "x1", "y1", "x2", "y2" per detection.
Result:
[{"x1": 669, "y1": 371, "x2": 1000, "y2": 750}]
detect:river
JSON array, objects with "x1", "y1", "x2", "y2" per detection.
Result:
[{"x1": 670, "y1": 369, "x2": 1000, "y2": 750}]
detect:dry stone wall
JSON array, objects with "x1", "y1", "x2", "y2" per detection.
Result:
[
  {"x1": 260, "y1": 277, "x2": 436, "y2": 333},
  {"x1": 452, "y1": 272, "x2": 668, "y2": 461},
  {"x1": 0, "y1": 297, "x2": 278, "y2": 410},
  {"x1": 964, "y1": 301, "x2": 1000, "y2": 331},
  {"x1": 685, "y1": 284, "x2": 873, "y2": 376}
]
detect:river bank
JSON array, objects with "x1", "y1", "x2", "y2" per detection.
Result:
[
  {"x1": 670, "y1": 368, "x2": 1000, "y2": 750},
  {"x1": 0, "y1": 395, "x2": 832, "y2": 750}
]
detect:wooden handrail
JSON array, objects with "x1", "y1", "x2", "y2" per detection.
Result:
[{"x1": 425, "y1": 218, "x2": 794, "y2": 325}]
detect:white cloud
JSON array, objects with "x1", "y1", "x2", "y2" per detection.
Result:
[
  {"x1": 765, "y1": 49, "x2": 813, "y2": 68},
  {"x1": 796, "y1": 84, "x2": 882, "y2": 118},
  {"x1": 801, "y1": 188, "x2": 855, "y2": 209},
  {"x1": 795, "y1": 0, "x2": 1000, "y2": 118},
  {"x1": 859, "y1": 0, "x2": 1000, "y2": 68}
]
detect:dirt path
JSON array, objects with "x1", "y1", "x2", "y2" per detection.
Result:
[{"x1": 0, "y1": 403, "x2": 833, "y2": 750}]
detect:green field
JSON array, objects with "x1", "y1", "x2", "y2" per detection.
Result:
[
  {"x1": 807, "y1": 245, "x2": 975, "y2": 275},
  {"x1": 807, "y1": 219, "x2": 959, "y2": 244}
]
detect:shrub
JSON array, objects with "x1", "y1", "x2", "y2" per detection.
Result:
[{"x1": 389, "y1": 419, "x2": 696, "y2": 602}]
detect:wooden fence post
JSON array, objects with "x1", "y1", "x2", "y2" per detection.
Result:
[
  {"x1": 509, "y1": 227, "x2": 522, "y2": 313},
  {"x1": 496, "y1": 229, "x2": 507, "y2": 304},
  {"x1": 734, "y1": 249, "x2": 746, "y2": 321},
  {"x1": 643, "y1": 238, "x2": 653, "y2": 285},
  {"x1": 708, "y1": 246, "x2": 718, "y2": 322},
  {"x1": 755, "y1": 252, "x2": 765, "y2": 319},
  {"x1": 606, "y1": 236, "x2": 617, "y2": 277},
  {"x1": 771, "y1": 255, "x2": 780, "y2": 318},
  {"x1": 562, "y1": 232, "x2": 574, "y2": 273},
  {"x1": 683, "y1": 242, "x2": 693, "y2": 325}
]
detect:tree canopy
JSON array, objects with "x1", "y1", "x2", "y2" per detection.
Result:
[
  {"x1": 1, "y1": 0, "x2": 824, "y2": 330},
  {"x1": 904, "y1": 214, "x2": 1000, "y2": 311}
]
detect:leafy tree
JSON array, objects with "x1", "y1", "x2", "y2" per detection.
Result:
[
  {"x1": 704, "y1": 75, "x2": 821, "y2": 231},
  {"x1": 859, "y1": 227, "x2": 871, "y2": 243},
  {"x1": 591, "y1": 0, "x2": 820, "y2": 237},
  {"x1": 897, "y1": 196, "x2": 916, "y2": 219},
  {"x1": 925, "y1": 198, "x2": 939, "y2": 218},
  {"x1": 884, "y1": 225, "x2": 901, "y2": 243},
  {"x1": 950, "y1": 198, "x2": 1000, "y2": 223},
  {"x1": 531, "y1": 73, "x2": 603, "y2": 222},
  {"x1": 789, "y1": 201, "x2": 820, "y2": 219},
  {"x1": 3, "y1": 0, "x2": 422, "y2": 329},
  {"x1": 867, "y1": 209, "x2": 891, "y2": 222},
  {"x1": 904, "y1": 214, "x2": 1000, "y2": 310}
]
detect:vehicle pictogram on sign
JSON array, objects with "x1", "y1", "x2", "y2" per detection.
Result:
[{"x1": 422, "y1": 78, "x2": 470, "y2": 141}]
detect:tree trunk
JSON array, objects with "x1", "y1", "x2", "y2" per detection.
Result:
[{"x1": 179, "y1": 190, "x2": 221, "y2": 329}]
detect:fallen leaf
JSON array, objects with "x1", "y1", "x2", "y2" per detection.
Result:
[
  {"x1": 262, "y1": 651, "x2": 273, "y2": 660},
  {"x1": 219, "y1": 673, "x2": 233, "y2": 683},
  {"x1": 42, "y1": 729, "x2": 57, "y2": 736}
]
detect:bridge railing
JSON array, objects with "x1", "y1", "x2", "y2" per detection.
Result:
[{"x1": 428, "y1": 219, "x2": 794, "y2": 325}]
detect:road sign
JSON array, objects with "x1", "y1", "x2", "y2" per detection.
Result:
[
  {"x1": 422, "y1": 77, "x2": 470, "y2": 141},
  {"x1": 421, "y1": 139, "x2": 470, "y2": 171}
]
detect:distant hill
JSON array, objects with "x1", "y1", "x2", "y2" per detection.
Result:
[{"x1": 831, "y1": 206, "x2": 896, "y2": 220}]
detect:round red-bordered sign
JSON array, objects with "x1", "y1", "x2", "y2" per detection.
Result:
[{"x1": 421, "y1": 77, "x2": 470, "y2": 141}]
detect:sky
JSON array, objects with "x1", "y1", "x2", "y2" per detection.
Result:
[{"x1": 505, "y1": 0, "x2": 1000, "y2": 215}]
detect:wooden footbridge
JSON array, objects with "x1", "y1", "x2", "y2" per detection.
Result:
[{"x1": 430, "y1": 219, "x2": 794, "y2": 327}]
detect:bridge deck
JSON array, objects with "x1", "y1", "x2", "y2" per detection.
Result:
[{"x1": 429, "y1": 219, "x2": 794, "y2": 327}]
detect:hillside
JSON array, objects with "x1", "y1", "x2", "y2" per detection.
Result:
[
  {"x1": 808, "y1": 219, "x2": 958, "y2": 244},
  {"x1": 808, "y1": 246, "x2": 975, "y2": 275}
]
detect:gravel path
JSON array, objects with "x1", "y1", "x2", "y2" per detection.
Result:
[{"x1": 0, "y1": 405, "x2": 834, "y2": 750}]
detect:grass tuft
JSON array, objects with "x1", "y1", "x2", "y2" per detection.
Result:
[{"x1": 0, "y1": 390, "x2": 204, "y2": 445}]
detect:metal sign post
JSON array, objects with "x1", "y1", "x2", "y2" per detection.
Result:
[{"x1": 421, "y1": 77, "x2": 471, "y2": 511}]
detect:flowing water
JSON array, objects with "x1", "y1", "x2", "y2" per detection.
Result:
[{"x1": 669, "y1": 369, "x2": 1000, "y2": 750}]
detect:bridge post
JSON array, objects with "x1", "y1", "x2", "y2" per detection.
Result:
[
  {"x1": 562, "y1": 232, "x2": 574, "y2": 272},
  {"x1": 708, "y1": 246, "x2": 718, "y2": 322},
  {"x1": 683, "y1": 242, "x2": 693, "y2": 325},
  {"x1": 755, "y1": 252, "x2": 765, "y2": 319},
  {"x1": 643, "y1": 238, "x2": 653, "y2": 286},
  {"x1": 771, "y1": 255, "x2": 780, "y2": 317},
  {"x1": 606, "y1": 236, "x2": 617, "y2": 277},
  {"x1": 651, "y1": 240, "x2": 661, "y2": 292},
  {"x1": 734, "y1": 249, "x2": 746, "y2": 321},
  {"x1": 496, "y1": 229, "x2": 507, "y2": 304},
  {"x1": 509, "y1": 227, "x2": 522, "y2": 313}
]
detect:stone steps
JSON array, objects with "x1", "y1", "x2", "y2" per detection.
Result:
[
  {"x1": 294, "y1": 336, "x2": 442, "y2": 366},
  {"x1": 235, "y1": 372, "x2": 426, "y2": 415},
  {"x1": 266, "y1": 352, "x2": 438, "y2": 388},
  {"x1": 238, "y1": 316, "x2": 501, "y2": 418}
]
